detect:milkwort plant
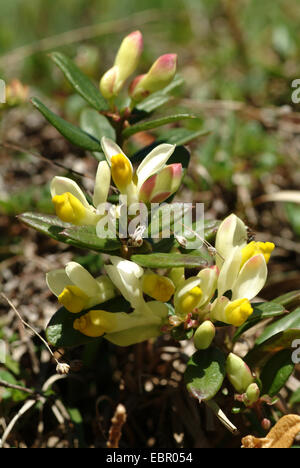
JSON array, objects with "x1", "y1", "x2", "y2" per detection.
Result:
[{"x1": 19, "y1": 31, "x2": 300, "y2": 433}]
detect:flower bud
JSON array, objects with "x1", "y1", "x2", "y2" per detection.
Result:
[
  {"x1": 99, "y1": 65, "x2": 119, "y2": 100},
  {"x1": 130, "y1": 54, "x2": 177, "y2": 102},
  {"x1": 139, "y1": 163, "x2": 182, "y2": 204},
  {"x1": 226, "y1": 353, "x2": 254, "y2": 394},
  {"x1": 245, "y1": 383, "x2": 260, "y2": 406},
  {"x1": 4, "y1": 79, "x2": 29, "y2": 107},
  {"x1": 194, "y1": 321, "x2": 215, "y2": 350},
  {"x1": 100, "y1": 31, "x2": 143, "y2": 99}
]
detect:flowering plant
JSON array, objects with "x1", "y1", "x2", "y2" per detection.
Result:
[{"x1": 19, "y1": 31, "x2": 300, "y2": 433}]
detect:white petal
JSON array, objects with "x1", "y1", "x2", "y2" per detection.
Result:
[
  {"x1": 215, "y1": 214, "x2": 247, "y2": 269},
  {"x1": 93, "y1": 161, "x2": 111, "y2": 207},
  {"x1": 136, "y1": 143, "x2": 175, "y2": 191},
  {"x1": 105, "y1": 258, "x2": 144, "y2": 308},
  {"x1": 50, "y1": 176, "x2": 90, "y2": 208},
  {"x1": 101, "y1": 137, "x2": 128, "y2": 164},
  {"x1": 197, "y1": 267, "x2": 218, "y2": 307},
  {"x1": 65, "y1": 262, "x2": 100, "y2": 297},
  {"x1": 232, "y1": 254, "x2": 267, "y2": 301},
  {"x1": 46, "y1": 269, "x2": 71, "y2": 297},
  {"x1": 109, "y1": 256, "x2": 144, "y2": 278},
  {"x1": 217, "y1": 247, "x2": 242, "y2": 297},
  {"x1": 210, "y1": 296, "x2": 230, "y2": 323}
]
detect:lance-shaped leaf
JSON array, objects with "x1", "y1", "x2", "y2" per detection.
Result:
[
  {"x1": 135, "y1": 75, "x2": 184, "y2": 114},
  {"x1": 46, "y1": 297, "x2": 131, "y2": 348},
  {"x1": 122, "y1": 114, "x2": 198, "y2": 139},
  {"x1": 184, "y1": 348, "x2": 226, "y2": 402},
  {"x1": 233, "y1": 302, "x2": 286, "y2": 342},
  {"x1": 160, "y1": 128, "x2": 210, "y2": 146},
  {"x1": 31, "y1": 98, "x2": 102, "y2": 151},
  {"x1": 260, "y1": 349, "x2": 294, "y2": 397},
  {"x1": 273, "y1": 290, "x2": 300, "y2": 310},
  {"x1": 50, "y1": 52, "x2": 108, "y2": 111},
  {"x1": 60, "y1": 225, "x2": 121, "y2": 251},
  {"x1": 245, "y1": 329, "x2": 300, "y2": 368},
  {"x1": 131, "y1": 252, "x2": 210, "y2": 269},
  {"x1": 18, "y1": 212, "x2": 120, "y2": 252},
  {"x1": 255, "y1": 307, "x2": 300, "y2": 346},
  {"x1": 80, "y1": 108, "x2": 116, "y2": 141}
]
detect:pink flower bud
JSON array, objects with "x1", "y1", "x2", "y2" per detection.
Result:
[
  {"x1": 100, "y1": 31, "x2": 143, "y2": 99},
  {"x1": 130, "y1": 54, "x2": 177, "y2": 102},
  {"x1": 139, "y1": 163, "x2": 182, "y2": 204}
]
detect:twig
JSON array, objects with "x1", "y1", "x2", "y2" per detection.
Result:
[
  {"x1": 0, "y1": 293, "x2": 60, "y2": 367},
  {"x1": 0, "y1": 378, "x2": 41, "y2": 397},
  {"x1": 0, "y1": 399, "x2": 37, "y2": 448}
]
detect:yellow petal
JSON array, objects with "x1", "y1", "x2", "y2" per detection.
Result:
[
  {"x1": 52, "y1": 192, "x2": 86, "y2": 224},
  {"x1": 73, "y1": 309, "x2": 117, "y2": 337},
  {"x1": 241, "y1": 241, "x2": 275, "y2": 266},
  {"x1": 111, "y1": 153, "x2": 133, "y2": 190},
  {"x1": 142, "y1": 274, "x2": 175, "y2": 302},
  {"x1": 180, "y1": 286, "x2": 203, "y2": 315},
  {"x1": 225, "y1": 298, "x2": 253, "y2": 326},
  {"x1": 58, "y1": 285, "x2": 89, "y2": 313}
]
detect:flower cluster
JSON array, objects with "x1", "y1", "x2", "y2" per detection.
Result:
[
  {"x1": 51, "y1": 137, "x2": 183, "y2": 225},
  {"x1": 47, "y1": 213, "x2": 274, "y2": 347}
]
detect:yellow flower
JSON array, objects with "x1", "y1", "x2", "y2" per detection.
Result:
[
  {"x1": 74, "y1": 309, "x2": 117, "y2": 337},
  {"x1": 142, "y1": 273, "x2": 175, "y2": 302},
  {"x1": 52, "y1": 192, "x2": 87, "y2": 225},
  {"x1": 241, "y1": 241, "x2": 275, "y2": 266},
  {"x1": 50, "y1": 160, "x2": 111, "y2": 226},
  {"x1": 111, "y1": 153, "x2": 133, "y2": 190},
  {"x1": 225, "y1": 298, "x2": 253, "y2": 327},
  {"x1": 58, "y1": 285, "x2": 89, "y2": 313}
]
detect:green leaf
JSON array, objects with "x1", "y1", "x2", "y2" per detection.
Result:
[
  {"x1": 285, "y1": 202, "x2": 300, "y2": 237},
  {"x1": 260, "y1": 349, "x2": 294, "y2": 397},
  {"x1": 80, "y1": 108, "x2": 116, "y2": 141},
  {"x1": 233, "y1": 302, "x2": 286, "y2": 342},
  {"x1": 122, "y1": 114, "x2": 198, "y2": 139},
  {"x1": 31, "y1": 98, "x2": 102, "y2": 151},
  {"x1": 131, "y1": 252, "x2": 210, "y2": 269},
  {"x1": 136, "y1": 75, "x2": 184, "y2": 113},
  {"x1": 245, "y1": 329, "x2": 300, "y2": 368},
  {"x1": 273, "y1": 290, "x2": 300, "y2": 311},
  {"x1": 50, "y1": 52, "x2": 108, "y2": 111},
  {"x1": 18, "y1": 212, "x2": 72, "y2": 241},
  {"x1": 46, "y1": 297, "x2": 131, "y2": 348},
  {"x1": 256, "y1": 307, "x2": 300, "y2": 346},
  {"x1": 60, "y1": 225, "x2": 121, "y2": 251},
  {"x1": 289, "y1": 388, "x2": 300, "y2": 407},
  {"x1": 161, "y1": 128, "x2": 210, "y2": 145},
  {"x1": 171, "y1": 325, "x2": 194, "y2": 341},
  {"x1": 184, "y1": 347, "x2": 226, "y2": 402},
  {"x1": 18, "y1": 212, "x2": 120, "y2": 252}
]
